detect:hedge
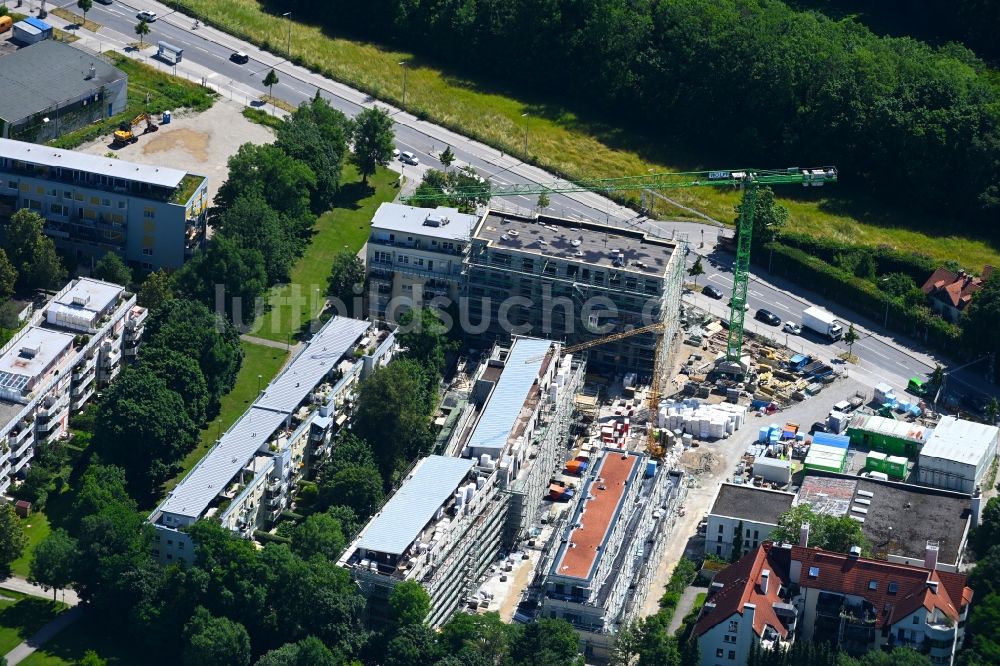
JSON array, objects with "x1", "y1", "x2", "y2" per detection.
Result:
[
  {"x1": 760, "y1": 242, "x2": 962, "y2": 353},
  {"x1": 777, "y1": 232, "x2": 940, "y2": 283}
]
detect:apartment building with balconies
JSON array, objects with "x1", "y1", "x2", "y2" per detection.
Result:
[
  {"x1": 695, "y1": 539, "x2": 974, "y2": 666},
  {"x1": 149, "y1": 317, "x2": 396, "y2": 564},
  {"x1": 0, "y1": 277, "x2": 142, "y2": 494},
  {"x1": 540, "y1": 447, "x2": 680, "y2": 662},
  {"x1": 366, "y1": 203, "x2": 479, "y2": 320},
  {"x1": 0, "y1": 137, "x2": 208, "y2": 271},
  {"x1": 466, "y1": 211, "x2": 685, "y2": 373}
]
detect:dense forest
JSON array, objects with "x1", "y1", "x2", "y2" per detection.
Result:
[{"x1": 274, "y1": 0, "x2": 1000, "y2": 229}]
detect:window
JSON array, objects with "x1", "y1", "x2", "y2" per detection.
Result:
[
  {"x1": 808, "y1": 566, "x2": 820, "y2": 578},
  {"x1": 118, "y1": 201, "x2": 126, "y2": 209},
  {"x1": 8, "y1": 181, "x2": 16, "y2": 189},
  {"x1": 728, "y1": 651, "x2": 736, "y2": 660},
  {"x1": 74, "y1": 192, "x2": 84, "y2": 201},
  {"x1": 718, "y1": 524, "x2": 724, "y2": 534},
  {"x1": 746, "y1": 528, "x2": 750, "y2": 538},
  {"x1": 754, "y1": 530, "x2": 759, "y2": 539},
  {"x1": 716, "y1": 649, "x2": 724, "y2": 658},
  {"x1": 90, "y1": 196, "x2": 100, "y2": 205},
  {"x1": 102, "y1": 198, "x2": 111, "y2": 206},
  {"x1": 141, "y1": 262, "x2": 153, "y2": 271},
  {"x1": 733, "y1": 526, "x2": 739, "y2": 536},
  {"x1": 716, "y1": 545, "x2": 722, "y2": 555},
  {"x1": 913, "y1": 616, "x2": 919, "y2": 625},
  {"x1": 142, "y1": 248, "x2": 154, "y2": 257},
  {"x1": 717, "y1": 536, "x2": 722, "y2": 543},
  {"x1": 888, "y1": 582, "x2": 899, "y2": 594},
  {"x1": 167, "y1": 540, "x2": 173, "y2": 546},
  {"x1": 143, "y1": 208, "x2": 155, "y2": 219},
  {"x1": 869, "y1": 580, "x2": 878, "y2": 591},
  {"x1": 178, "y1": 541, "x2": 185, "y2": 550},
  {"x1": 64, "y1": 191, "x2": 72, "y2": 199},
  {"x1": 728, "y1": 621, "x2": 738, "y2": 633}
]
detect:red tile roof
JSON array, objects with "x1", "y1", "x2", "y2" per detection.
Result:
[
  {"x1": 695, "y1": 543, "x2": 973, "y2": 639},
  {"x1": 694, "y1": 543, "x2": 792, "y2": 639},
  {"x1": 920, "y1": 267, "x2": 992, "y2": 310}
]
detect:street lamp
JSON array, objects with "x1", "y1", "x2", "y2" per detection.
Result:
[
  {"x1": 879, "y1": 276, "x2": 890, "y2": 328},
  {"x1": 398, "y1": 61, "x2": 408, "y2": 107},
  {"x1": 282, "y1": 12, "x2": 292, "y2": 60},
  {"x1": 521, "y1": 112, "x2": 529, "y2": 158}
]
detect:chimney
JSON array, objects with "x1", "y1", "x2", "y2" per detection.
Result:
[
  {"x1": 760, "y1": 569, "x2": 770, "y2": 595},
  {"x1": 799, "y1": 521, "x2": 810, "y2": 547},
  {"x1": 849, "y1": 545, "x2": 861, "y2": 559},
  {"x1": 972, "y1": 485, "x2": 984, "y2": 528},
  {"x1": 925, "y1": 540, "x2": 939, "y2": 571},
  {"x1": 743, "y1": 603, "x2": 756, "y2": 632},
  {"x1": 927, "y1": 579, "x2": 939, "y2": 594}
]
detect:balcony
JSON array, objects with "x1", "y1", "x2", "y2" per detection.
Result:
[
  {"x1": 72, "y1": 373, "x2": 95, "y2": 396},
  {"x1": 11, "y1": 425, "x2": 32, "y2": 445},
  {"x1": 101, "y1": 346, "x2": 122, "y2": 369},
  {"x1": 124, "y1": 343, "x2": 139, "y2": 358}
]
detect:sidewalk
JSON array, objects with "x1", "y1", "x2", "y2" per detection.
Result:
[
  {"x1": 0, "y1": 577, "x2": 79, "y2": 606},
  {"x1": 666, "y1": 587, "x2": 703, "y2": 635},
  {"x1": 4, "y1": 606, "x2": 83, "y2": 665}
]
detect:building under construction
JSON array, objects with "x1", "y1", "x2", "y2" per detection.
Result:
[
  {"x1": 338, "y1": 337, "x2": 584, "y2": 627},
  {"x1": 465, "y1": 211, "x2": 685, "y2": 374}
]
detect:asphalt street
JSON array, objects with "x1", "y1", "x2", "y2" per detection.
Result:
[{"x1": 45, "y1": 1, "x2": 999, "y2": 407}]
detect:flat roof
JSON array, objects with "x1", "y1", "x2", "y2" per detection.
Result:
[
  {"x1": 370, "y1": 202, "x2": 480, "y2": 242},
  {"x1": 475, "y1": 211, "x2": 678, "y2": 277},
  {"x1": 0, "y1": 137, "x2": 187, "y2": 190},
  {"x1": 0, "y1": 41, "x2": 123, "y2": 125},
  {"x1": 0, "y1": 326, "x2": 74, "y2": 393},
  {"x1": 53, "y1": 278, "x2": 122, "y2": 313},
  {"x1": 848, "y1": 413, "x2": 931, "y2": 444},
  {"x1": 256, "y1": 317, "x2": 370, "y2": 413},
  {"x1": 920, "y1": 416, "x2": 999, "y2": 467},
  {"x1": 799, "y1": 474, "x2": 970, "y2": 563},
  {"x1": 159, "y1": 316, "x2": 371, "y2": 520},
  {"x1": 356, "y1": 455, "x2": 474, "y2": 555},
  {"x1": 710, "y1": 483, "x2": 795, "y2": 525},
  {"x1": 552, "y1": 450, "x2": 642, "y2": 581},
  {"x1": 465, "y1": 337, "x2": 552, "y2": 454}
]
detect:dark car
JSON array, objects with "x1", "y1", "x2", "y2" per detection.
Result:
[
  {"x1": 755, "y1": 308, "x2": 781, "y2": 326},
  {"x1": 230, "y1": 51, "x2": 250, "y2": 64},
  {"x1": 809, "y1": 421, "x2": 829, "y2": 435},
  {"x1": 702, "y1": 285, "x2": 724, "y2": 300}
]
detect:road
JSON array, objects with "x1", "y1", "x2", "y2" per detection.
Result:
[{"x1": 46, "y1": 1, "x2": 999, "y2": 406}]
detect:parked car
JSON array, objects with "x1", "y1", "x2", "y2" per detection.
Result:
[
  {"x1": 392, "y1": 148, "x2": 400, "y2": 158},
  {"x1": 399, "y1": 150, "x2": 419, "y2": 165},
  {"x1": 702, "y1": 285, "x2": 723, "y2": 300},
  {"x1": 782, "y1": 321, "x2": 802, "y2": 335},
  {"x1": 137, "y1": 10, "x2": 158, "y2": 21},
  {"x1": 809, "y1": 421, "x2": 828, "y2": 435},
  {"x1": 755, "y1": 308, "x2": 781, "y2": 326},
  {"x1": 230, "y1": 51, "x2": 250, "y2": 64}
]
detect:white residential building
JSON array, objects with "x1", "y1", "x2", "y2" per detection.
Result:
[
  {"x1": 705, "y1": 484, "x2": 795, "y2": 561},
  {"x1": 366, "y1": 203, "x2": 479, "y2": 320},
  {"x1": 0, "y1": 277, "x2": 143, "y2": 494},
  {"x1": 149, "y1": 317, "x2": 396, "y2": 564}
]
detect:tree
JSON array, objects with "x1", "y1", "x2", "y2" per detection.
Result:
[
  {"x1": 263, "y1": 69, "x2": 279, "y2": 111},
  {"x1": 327, "y1": 250, "x2": 365, "y2": 313},
  {"x1": 0, "y1": 6, "x2": 8, "y2": 17},
  {"x1": 290, "y1": 512, "x2": 347, "y2": 561},
  {"x1": 318, "y1": 464, "x2": 384, "y2": 520},
  {"x1": 734, "y1": 186, "x2": 788, "y2": 245},
  {"x1": 844, "y1": 323, "x2": 859, "y2": 359},
  {"x1": 965, "y1": 275, "x2": 1000, "y2": 383},
  {"x1": 138, "y1": 269, "x2": 174, "y2": 312},
  {"x1": 931, "y1": 364, "x2": 945, "y2": 387},
  {"x1": 4, "y1": 209, "x2": 67, "y2": 291},
  {"x1": 397, "y1": 307, "x2": 454, "y2": 376},
  {"x1": 175, "y1": 234, "x2": 268, "y2": 326},
  {"x1": 134, "y1": 19, "x2": 150, "y2": 46},
  {"x1": 688, "y1": 256, "x2": 705, "y2": 288},
  {"x1": 77, "y1": 0, "x2": 92, "y2": 23},
  {"x1": 92, "y1": 365, "x2": 199, "y2": 496},
  {"x1": 0, "y1": 249, "x2": 16, "y2": 301},
  {"x1": 385, "y1": 624, "x2": 442, "y2": 666},
  {"x1": 881, "y1": 272, "x2": 917, "y2": 299},
  {"x1": 390, "y1": 580, "x2": 431, "y2": 627},
  {"x1": 276, "y1": 106, "x2": 349, "y2": 211},
  {"x1": 413, "y1": 167, "x2": 491, "y2": 213},
  {"x1": 92, "y1": 251, "x2": 131, "y2": 286},
  {"x1": 537, "y1": 190, "x2": 550, "y2": 211},
  {"x1": 440, "y1": 145, "x2": 455, "y2": 171},
  {"x1": 987, "y1": 397, "x2": 999, "y2": 425},
  {"x1": 770, "y1": 504, "x2": 870, "y2": 555},
  {"x1": 29, "y1": 528, "x2": 77, "y2": 600},
  {"x1": 973, "y1": 498, "x2": 1000, "y2": 557},
  {"x1": 0, "y1": 504, "x2": 26, "y2": 576},
  {"x1": 510, "y1": 618, "x2": 585, "y2": 666},
  {"x1": 610, "y1": 621, "x2": 642, "y2": 666},
  {"x1": 139, "y1": 346, "x2": 210, "y2": 423},
  {"x1": 79, "y1": 651, "x2": 107, "y2": 666},
  {"x1": 255, "y1": 637, "x2": 341, "y2": 666},
  {"x1": 182, "y1": 607, "x2": 252, "y2": 666},
  {"x1": 440, "y1": 612, "x2": 511, "y2": 664},
  {"x1": 325, "y1": 432, "x2": 377, "y2": 477},
  {"x1": 352, "y1": 106, "x2": 395, "y2": 185}
]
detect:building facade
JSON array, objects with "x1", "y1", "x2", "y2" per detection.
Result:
[
  {"x1": 0, "y1": 277, "x2": 143, "y2": 495},
  {"x1": 0, "y1": 41, "x2": 128, "y2": 143},
  {"x1": 0, "y1": 138, "x2": 207, "y2": 271},
  {"x1": 705, "y1": 484, "x2": 795, "y2": 561},
  {"x1": 918, "y1": 416, "x2": 999, "y2": 494},
  {"x1": 149, "y1": 317, "x2": 396, "y2": 564},
  {"x1": 366, "y1": 203, "x2": 479, "y2": 320},
  {"x1": 695, "y1": 540, "x2": 974, "y2": 666},
  {"x1": 466, "y1": 211, "x2": 685, "y2": 373}
]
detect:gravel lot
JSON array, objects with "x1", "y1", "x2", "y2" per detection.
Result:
[{"x1": 76, "y1": 98, "x2": 275, "y2": 204}]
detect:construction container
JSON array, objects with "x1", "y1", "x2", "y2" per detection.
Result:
[
  {"x1": 847, "y1": 413, "x2": 929, "y2": 458},
  {"x1": 812, "y1": 432, "x2": 850, "y2": 449},
  {"x1": 752, "y1": 457, "x2": 792, "y2": 485},
  {"x1": 565, "y1": 459, "x2": 588, "y2": 475},
  {"x1": 827, "y1": 410, "x2": 851, "y2": 434},
  {"x1": 885, "y1": 455, "x2": 908, "y2": 479},
  {"x1": 866, "y1": 451, "x2": 887, "y2": 474},
  {"x1": 804, "y1": 442, "x2": 848, "y2": 473},
  {"x1": 645, "y1": 460, "x2": 658, "y2": 478}
]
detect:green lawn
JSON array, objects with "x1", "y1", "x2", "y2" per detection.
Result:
[
  {"x1": 19, "y1": 612, "x2": 144, "y2": 666},
  {"x1": 249, "y1": 164, "x2": 397, "y2": 342},
  {"x1": 174, "y1": 0, "x2": 1000, "y2": 270},
  {"x1": 10, "y1": 512, "x2": 52, "y2": 578},
  {"x1": 160, "y1": 342, "x2": 288, "y2": 498},
  {"x1": 48, "y1": 53, "x2": 214, "y2": 150},
  {"x1": 0, "y1": 591, "x2": 66, "y2": 655}
]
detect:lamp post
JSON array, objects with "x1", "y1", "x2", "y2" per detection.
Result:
[
  {"x1": 521, "y1": 112, "x2": 529, "y2": 158},
  {"x1": 879, "y1": 276, "x2": 890, "y2": 328},
  {"x1": 282, "y1": 12, "x2": 292, "y2": 60},
  {"x1": 398, "y1": 61, "x2": 408, "y2": 107}
]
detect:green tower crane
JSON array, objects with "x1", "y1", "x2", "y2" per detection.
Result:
[{"x1": 402, "y1": 166, "x2": 837, "y2": 363}]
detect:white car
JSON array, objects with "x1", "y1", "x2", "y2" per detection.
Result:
[
  {"x1": 783, "y1": 321, "x2": 803, "y2": 335},
  {"x1": 399, "y1": 151, "x2": 419, "y2": 166},
  {"x1": 137, "y1": 11, "x2": 158, "y2": 21},
  {"x1": 392, "y1": 148, "x2": 400, "y2": 159}
]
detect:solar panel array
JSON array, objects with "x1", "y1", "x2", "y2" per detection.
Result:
[{"x1": 0, "y1": 371, "x2": 29, "y2": 393}]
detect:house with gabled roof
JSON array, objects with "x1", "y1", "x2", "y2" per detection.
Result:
[
  {"x1": 694, "y1": 530, "x2": 973, "y2": 666},
  {"x1": 920, "y1": 265, "x2": 994, "y2": 322}
]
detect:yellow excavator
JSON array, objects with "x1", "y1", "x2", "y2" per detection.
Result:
[{"x1": 112, "y1": 112, "x2": 158, "y2": 147}]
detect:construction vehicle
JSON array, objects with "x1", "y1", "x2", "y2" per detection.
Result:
[{"x1": 112, "y1": 112, "x2": 158, "y2": 147}]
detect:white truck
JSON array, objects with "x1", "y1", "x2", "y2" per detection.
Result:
[{"x1": 802, "y1": 306, "x2": 844, "y2": 341}]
